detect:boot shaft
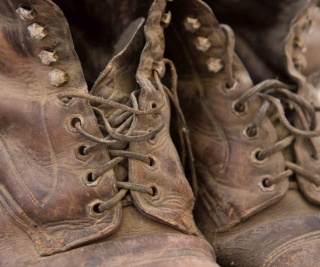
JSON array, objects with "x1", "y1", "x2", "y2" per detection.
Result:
[{"x1": 0, "y1": 0, "x2": 199, "y2": 256}]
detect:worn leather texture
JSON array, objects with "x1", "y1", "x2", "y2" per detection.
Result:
[
  {"x1": 0, "y1": 0, "x2": 219, "y2": 265},
  {"x1": 205, "y1": 0, "x2": 320, "y2": 205},
  {"x1": 197, "y1": 0, "x2": 320, "y2": 266},
  {"x1": 205, "y1": 0, "x2": 318, "y2": 83},
  {"x1": 0, "y1": 0, "x2": 121, "y2": 255},
  {"x1": 165, "y1": 0, "x2": 288, "y2": 232}
]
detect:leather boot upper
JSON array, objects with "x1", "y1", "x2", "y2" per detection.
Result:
[
  {"x1": 0, "y1": 0, "x2": 200, "y2": 257},
  {"x1": 165, "y1": 0, "x2": 289, "y2": 231}
]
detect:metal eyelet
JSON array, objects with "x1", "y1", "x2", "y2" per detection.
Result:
[
  {"x1": 150, "y1": 101, "x2": 157, "y2": 110},
  {"x1": 224, "y1": 79, "x2": 238, "y2": 92},
  {"x1": 243, "y1": 125, "x2": 259, "y2": 140},
  {"x1": 232, "y1": 100, "x2": 247, "y2": 116},
  {"x1": 78, "y1": 144, "x2": 89, "y2": 156},
  {"x1": 150, "y1": 101, "x2": 161, "y2": 118},
  {"x1": 147, "y1": 183, "x2": 161, "y2": 201},
  {"x1": 148, "y1": 156, "x2": 157, "y2": 168},
  {"x1": 75, "y1": 143, "x2": 92, "y2": 162},
  {"x1": 146, "y1": 155, "x2": 158, "y2": 172},
  {"x1": 251, "y1": 148, "x2": 268, "y2": 165},
  {"x1": 258, "y1": 176, "x2": 275, "y2": 192},
  {"x1": 68, "y1": 115, "x2": 84, "y2": 132},
  {"x1": 89, "y1": 200, "x2": 105, "y2": 218},
  {"x1": 83, "y1": 171, "x2": 99, "y2": 187}
]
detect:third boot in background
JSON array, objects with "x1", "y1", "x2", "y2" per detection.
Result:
[{"x1": 166, "y1": 0, "x2": 320, "y2": 266}]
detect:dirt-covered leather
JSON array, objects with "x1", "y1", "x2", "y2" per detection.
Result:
[
  {"x1": 0, "y1": 0, "x2": 122, "y2": 255},
  {"x1": 205, "y1": 0, "x2": 320, "y2": 207},
  {"x1": 196, "y1": 0, "x2": 320, "y2": 266},
  {"x1": 0, "y1": 1, "x2": 218, "y2": 265},
  {"x1": 165, "y1": 0, "x2": 288, "y2": 232}
]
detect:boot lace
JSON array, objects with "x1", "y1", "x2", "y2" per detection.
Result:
[
  {"x1": 58, "y1": 64, "x2": 195, "y2": 212},
  {"x1": 221, "y1": 24, "x2": 320, "y2": 188}
]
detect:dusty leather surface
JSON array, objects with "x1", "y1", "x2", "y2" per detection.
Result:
[
  {"x1": 0, "y1": 0, "x2": 218, "y2": 265},
  {"x1": 205, "y1": 0, "x2": 317, "y2": 83},
  {"x1": 0, "y1": 204, "x2": 218, "y2": 267},
  {"x1": 197, "y1": 0, "x2": 320, "y2": 266},
  {"x1": 197, "y1": 190, "x2": 320, "y2": 267},
  {"x1": 205, "y1": 0, "x2": 320, "y2": 205},
  {"x1": 165, "y1": 0, "x2": 287, "y2": 232},
  {"x1": 0, "y1": 0, "x2": 120, "y2": 255}
]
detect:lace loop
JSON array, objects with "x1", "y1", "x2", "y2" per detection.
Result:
[
  {"x1": 117, "y1": 182, "x2": 154, "y2": 195},
  {"x1": 221, "y1": 24, "x2": 320, "y2": 187},
  {"x1": 58, "y1": 92, "x2": 165, "y2": 115},
  {"x1": 93, "y1": 106, "x2": 165, "y2": 143},
  {"x1": 259, "y1": 94, "x2": 320, "y2": 138},
  {"x1": 257, "y1": 136, "x2": 295, "y2": 160},
  {"x1": 286, "y1": 162, "x2": 320, "y2": 186},
  {"x1": 234, "y1": 80, "x2": 291, "y2": 110},
  {"x1": 264, "y1": 170, "x2": 294, "y2": 187},
  {"x1": 98, "y1": 189, "x2": 128, "y2": 212}
]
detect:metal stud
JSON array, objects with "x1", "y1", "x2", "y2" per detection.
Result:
[
  {"x1": 184, "y1": 17, "x2": 201, "y2": 33},
  {"x1": 207, "y1": 57, "x2": 223, "y2": 73},
  {"x1": 28, "y1": 23, "x2": 48, "y2": 41},
  {"x1": 194, "y1": 37, "x2": 212, "y2": 52},
  {"x1": 161, "y1": 12, "x2": 172, "y2": 28},
  {"x1": 16, "y1": 6, "x2": 35, "y2": 21},
  {"x1": 38, "y1": 50, "x2": 59, "y2": 66},
  {"x1": 49, "y1": 69, "x2": 68, "y2": 87}
]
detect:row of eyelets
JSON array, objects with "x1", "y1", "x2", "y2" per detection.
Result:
[
  {"x1": 16, "y1": 4, "x2": 68, "y2": 87},
  {"x1": 184, "y1": 13, "x2": 274, "y2": 190},
  {"x1": 184, "y1": 16, "x2": 224, "y2": 73}
]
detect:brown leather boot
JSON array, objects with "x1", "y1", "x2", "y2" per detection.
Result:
[
  {"x1": 165, "y1": 0, "x2": 320, "y2": 266},
  {"x1": 0, "y1": 0, "x2": 219, "y2": 266}
]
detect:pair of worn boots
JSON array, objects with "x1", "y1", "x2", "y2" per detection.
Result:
[{"x1": 0, "y1": 0, "x2": 319, "y2": 266}]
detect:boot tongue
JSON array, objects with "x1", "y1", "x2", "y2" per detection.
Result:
[
  {"x1": 91, "y1": 18, "x2": 145, "y2": 98},
  {"x1": 89, "y1": 18, "x2": 145, "y2": 182}
]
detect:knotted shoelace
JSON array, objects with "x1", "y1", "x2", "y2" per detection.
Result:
[
  {"x1": 58, "y1": 63, "x2": 196, "y2": 212},
  {"x1": 221, "y1": 24, "x2": 320, "y2": 188}
]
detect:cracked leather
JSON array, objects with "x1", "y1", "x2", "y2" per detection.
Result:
[
  {"x1": 0, "y1": 1, "x2": 217, "y2": 266},
  {"x1": 206, "y1": 0, "x2": 320, "y2": 208},
  {"x1": 165, "y1": 0, "x2": 288, "y2": 231}
]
